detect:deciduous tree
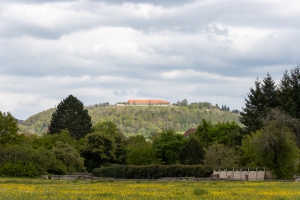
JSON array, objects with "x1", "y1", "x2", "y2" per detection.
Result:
[
  {"x1": 179, "y1": 136, "x2": 204, "y2": 165},
  {"x1": 0, "y1": 111, "x2": 19, "y2": 144},
  {"x1": 52, "y1": 141, "x2": 85, "y2": 173},
  {"x1": 204, "y1": 143, "x2": 239, "y2": 168},
  {"x1": 152, "y1": 129, "x2": 186, "y2": 165},
  {"x1": 82, "y1": 132, "x2": 116, "y2": 171},
  {"x1": 240, "y1": 109, "x2": 299, "y2": 179}
]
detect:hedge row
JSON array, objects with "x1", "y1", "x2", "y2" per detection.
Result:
[
  {"x1": 93, "y1": 165, "x2": 213, "y2": 179},
  {"x1": 0, "y1": 162, "x2": 40, "y2": 177}
]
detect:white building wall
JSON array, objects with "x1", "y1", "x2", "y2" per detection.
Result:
[{"x1": 213, "y1": 169, "x2": 272, "y2": 180}]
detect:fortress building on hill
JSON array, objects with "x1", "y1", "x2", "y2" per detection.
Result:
[
  {"x1": 116, "y1": 100, "x2": 170, "y2": 106},
  {"x1": 128, "y1": 99, "x2": 170, "y2": 105}
]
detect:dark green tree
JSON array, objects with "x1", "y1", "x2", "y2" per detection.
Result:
[
  {"x1": 94, "y1": 121, "x2": 126, "y2": 164},
  {"x1": 240, "y1": 78, "x2": 264, "y2": 134},
  {"x1": 278, "y1": 70, "x2": 296, "y2": 116},
  {"x1": 52, "y1": 141, "x2": 85, "y2": 173},
  {"x1": 279, "y1": 65, "x2": 300, "y2": 118},
  {"x1": 179, "y1": 136, "x2": 204, "y2": 165},
  {"x1": 126, "y1": 144, "x2": 156, "y2": 165},
  {"x1": 211, "y1": 121, "x2": 242, "y2": 147},
  {"x1": 255, "y1": 123, "x2": 297, "y2": 179},
  {"x1": 152, "y1": 129, "x2": 185, "y2": 165},
  {"x1": 125, "y1": 135, "x2": 157, "y2": 165},
  {"x1": 240, "y1": 108, "x2": 300, "y2": 179},
  {"x1": 82, "y1": 132, "x2": 116, "y2": 171},
  {"x1": 291, "y1": 66, "x2": 300, "y2": 118},
  {"x1": 0, "y1": 111, "x2": 19, "y2": 144},
  {"x1": 48, "y1": 95, "x2": 93, "y2": 140},
  {"x1": 194, "y1": 119, "x2": 213, "y2": 147},
  {"x1": 195, "y1": 119, "x2": 242, "y2": 147},
  {"x1": 261, "y1": 72, "x2": 278, "y2": 111}
]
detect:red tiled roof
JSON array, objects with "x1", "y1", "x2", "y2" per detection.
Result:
[
  {"x1": 183, "y1": 128, "x2": 197, "y2": 138},
  {"x1": 127, "y1": 100, "x2": 170, "y2": 105}
]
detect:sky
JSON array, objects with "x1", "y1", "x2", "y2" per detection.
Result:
[{"x1": 0, "y1": 0, "x2": 299, "y2": 120}]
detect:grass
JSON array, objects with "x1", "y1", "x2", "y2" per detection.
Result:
[{"x1": 0, "y1": 178, "x2": 299, "y2": 199}]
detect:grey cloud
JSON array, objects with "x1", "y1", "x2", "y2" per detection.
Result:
[
  {"x1": 1, "y1": 1, "x2": 300, "y2": 40},
  {"x1": 97, "y1": 0, "x2": 197, "y2": 7},
  {"x1": 0, "y1": 0, "x2": 299, "y2": 119},
  {"x1": 0, "y1": 22, "x2": 69, "y2": 39},
  {"x1": 4, "y1": 0, "x2": 197, "y2": 6}
]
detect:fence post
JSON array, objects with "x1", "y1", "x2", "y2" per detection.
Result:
[
  {"x1": 241, "y1": 168, "x2": 242, "y2": 180},
  {"x1": 248, "y1": 168, "x2": 249, "y2": 181},
  {"x1": 256, "y1": 168, "x2": 257, "y2": 180}
]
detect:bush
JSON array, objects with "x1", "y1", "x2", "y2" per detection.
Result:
[
  {"x1": 93, "y1": 164, "x2": 213, "y2": 179},
  {"x1": 0, "y1": 162, "x2": 39, "y2": 177}
]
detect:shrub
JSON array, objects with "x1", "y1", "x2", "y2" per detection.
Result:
[
  {"x1": 0, "y1": 162, "x2": 39, "y2": 177},
  {"x1": 93, "y1": 164, "x2": 213, "y2": 179}
]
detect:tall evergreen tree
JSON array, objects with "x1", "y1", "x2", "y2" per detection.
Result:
[
  {"x1": 289, "y1": 65, "x2": 300, "y2": 118},
  {"x1": 48, "y1": 95, "x2": 93, "y2": 140},
  {"x1": 278, "y1": 66, "x2": 300, "y2": 118},
  {"x1": 278, "y1": 70, "x2": 296, "y2": 116},
  {"x1": 240, "y1": 78, "x2": 264, "y2": 134},
  {"x1": 261, "y1": 72, "x2": 278, "y2": 110}
]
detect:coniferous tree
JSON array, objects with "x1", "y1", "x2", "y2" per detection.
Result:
[
  {"x1": 288, "y1": 65, "x2": 300, "y2": 118},
  {"x1": 261, "y1": 72, "x2": 278, "y2": 111},
  {"x1": 278, "y1": 70, "x2": 296, "y2": 116},
  {"x1": 278, "y1": 66, "x2": 300, "y2": 118},
  {"x1": 240, "y1": 78, "x2": 264, "y2": 134},
  {"x1": 48, "y1": 95, "x2": 93, "y2": 140}
]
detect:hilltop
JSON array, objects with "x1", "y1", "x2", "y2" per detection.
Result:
[{"x1": 18, "y1": 102, "x2": 241, "y2": 136}]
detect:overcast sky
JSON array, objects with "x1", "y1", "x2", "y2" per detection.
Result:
[{"x1": 0, "y1": 0, "x2": 299, "y2": 120}]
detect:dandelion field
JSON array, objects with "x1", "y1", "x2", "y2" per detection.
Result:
[{"x1": 0, "y1": 178, "x2": 300, "y2": 200}]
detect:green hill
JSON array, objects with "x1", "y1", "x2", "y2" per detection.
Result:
[{"x1": 18, "y1": 103, "x2": 241, "y2": 136}]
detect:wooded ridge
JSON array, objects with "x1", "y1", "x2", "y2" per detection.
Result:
[{"x1": 18, "y1": 103, "x2": 240, "y2": 136}]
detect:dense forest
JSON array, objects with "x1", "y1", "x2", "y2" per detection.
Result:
[{"x1": 19, "y1": 102, "x2": 240, "y2": 136}]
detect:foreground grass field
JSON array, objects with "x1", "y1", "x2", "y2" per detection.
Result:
[{"x1": 0, "y1": 178, "x2": 299, "y2": 200}]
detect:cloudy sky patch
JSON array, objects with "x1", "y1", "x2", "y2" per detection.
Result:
[{"x1": 0, "y1": 0, "x2": 299, "y2": 119}]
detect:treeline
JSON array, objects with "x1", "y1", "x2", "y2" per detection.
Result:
[
  {"x1": 0, "y1": 96, "x2": 242, "y2": 178},
  {"x1": 0, "y1": 108, "x2": 240, "y2": 177},
  {"x1": 89, "y1": 103, "x2": 239, "y2": 136},
  {"x1": 239, "y1": 65, "x2": 300, "y2": 179},
  {"x1": 19, "y1": 102, "x2": 240, "y2": 136},
  {"x1": 3, "y1": 65, "x2": 300, "y2": 179}
]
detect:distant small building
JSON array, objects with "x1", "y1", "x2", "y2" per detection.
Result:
[
  {"x1": 127, "y1": 99, "x2": 170, "y2": 106},
  {"x1": 183, "y1": 128, "x2": 197, "y2": 138},
  {"x1": 115, "y1": 103, "x2": 126, "y2": 106}
]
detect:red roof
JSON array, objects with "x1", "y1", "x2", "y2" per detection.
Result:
[
  {"x1": 183, "y1": 128, "x2": 197, "y2": 138},
  {"x1": 127, "y1": 100, "x2": 170, "y2": 105}
]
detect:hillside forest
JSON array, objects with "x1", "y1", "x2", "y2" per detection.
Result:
[
  {"x1": 18, "y1": 102, "x2": 240, "y2": 137},
  {"x1": 1, "y1": 65, "x2": 300, "y2": 179}
]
